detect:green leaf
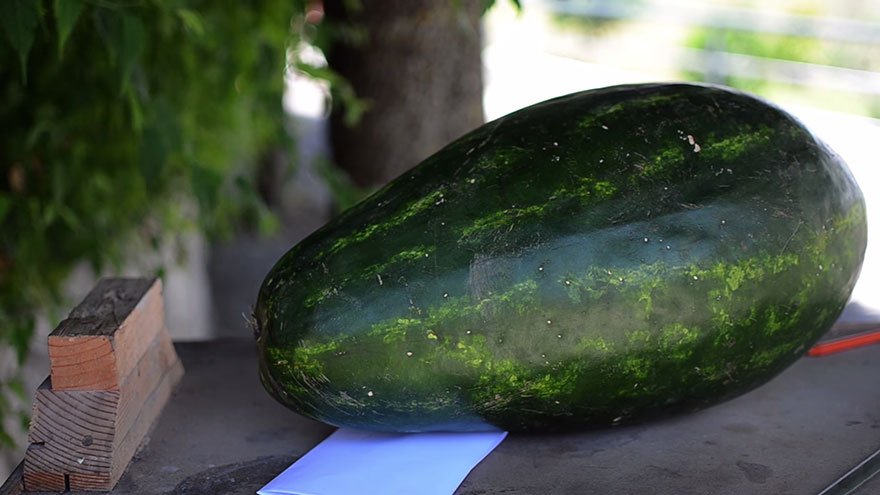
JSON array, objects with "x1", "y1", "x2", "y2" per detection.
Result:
[
  {"x1": 0, "y1": 194, "x2": 12, "y2": 223},
  {"x1": 343, "y1": 0, "x2": 363, "y2": 14},
  {"x1": 118, "y1": 14, "x2": 145, "y2": 88},
  {"x1": 0, "y1": 0, "x2": 41, "y2": 80},
  {"x1": 127, "y1": 85, "x2": 144, "y2": 131},
  {"x1": 53, "y1": 0, "x2": 83, "y2": 57},
  {"x1": 10, "y1": 319, "x2": 34, "y2": 365},
  {"x1": 177, "y1": 8, "x2": 204, "y2": 37},
  {"x1": 140, "y1": 126, "x2": 168, "y2": 192},
  {"x1": 191, "y1": 164, "x2": 223, "y2": 213},
  {"x1": 56, "y1": 205, "x2": 82, "y2": 231},
  {"x1": 7, "y1": 377, "x2": 26, "y2": 401},
  {"x1": 294, "y1": 61, "x2": 370, "y2": 126},
  {"x1": 42, "y1": 203, "x2": 57, "y2": 227},
  {"x1": 482, "y1": 0, "x2": 522, "y2": 14},
  {"x1": 19, "y1": 410, "x2": 31, "y2": 432},
  {"x1": 99, "y1": 12, "x2": 145, "y2": 90},
  {"x1": 257, "y1": 206, "x2": 280, "y2": 236}
]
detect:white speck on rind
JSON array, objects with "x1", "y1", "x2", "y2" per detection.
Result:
[
  {"x1": 466, "y1": 330, "x2": 472, "y2": 335},
  {"x1": 666, "y1": 245, "x2": 671, "y2": 250},
  {"x1": 546, "y1": 320, "x2": 552, "y2": 325},
  {"x1": 424, "y1": 253, "x2": 430, "y2": 257},
  {"x1": 376, "y1": 274, "x2": 383, "y2": 285},
  {"x1": 538, "y1": 266, "x2": 544, "y2": 271},
  {"x1": 443, "y1": 292, "x2": 449, "y2": 298},
  {"x1": 406, "y1": 351, "x2": 413, "y2": 357},
  {"x1": 687, "y1": 135, "x2": 695, "y2": 145},
  {"x1": 693, "y1": 275, "x2": 699, "y2": 280},
  {"x1": 694, "y1": 143, "x2": 701, "y2": 153},
  {"x1": 469, "y1": 178, "x2": 476, "y2": 184},
  {"x1": 367, "y1": 391, "x2": 374, "y2": 397},
  {"x1": 564, "y1": 280, "x2": 572, "y2": 285},
  {"x1": 557, "y1": 334, "x2": 563, "y2": 339},
  {"x1": 643, "y1": 237, "x2": 649, "y2": 243},
  {"x1": 601, "y1": 125, "x2": 609, "y2": 130}
]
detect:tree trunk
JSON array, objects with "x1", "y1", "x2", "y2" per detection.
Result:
[{"x1": 324, "y1": 0, "x2": 485, "y2": 187}]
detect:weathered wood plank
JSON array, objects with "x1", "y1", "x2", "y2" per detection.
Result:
[{"x1": 48, "y1": 278, "x2": 164, "y2": 391}]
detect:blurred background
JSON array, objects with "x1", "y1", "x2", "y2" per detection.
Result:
[{"x1": 1, "y1": 0, "x2": 878, "y2": 480}]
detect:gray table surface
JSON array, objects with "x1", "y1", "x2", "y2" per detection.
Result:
[{"x1": 4, "y1": 339, "x2": 879, "y2": 495}]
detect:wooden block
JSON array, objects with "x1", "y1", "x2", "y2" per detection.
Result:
[
  {"x1": 48, "y1": 278, "x2": 164, "y2": 391},
  {"x1": 24, "y1": 331, "x2": 183, "y2": 491},
  {"x1": 23, "y1": 277, "x2": 184, "y2": 492},
  {"x1": 108, "y1": 357, "x2": 183, "y2": 489},
  {"x1": 21, "y1": 448, "x2": 67, "y2": 492}
]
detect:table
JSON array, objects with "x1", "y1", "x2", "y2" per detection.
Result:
[{"x1": 3, "y1": 339, "x2": 879, "y2": 494}]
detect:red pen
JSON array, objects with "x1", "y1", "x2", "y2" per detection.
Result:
[{"x1": 808, "y1": 323, "x2": 880, "y2": 357}]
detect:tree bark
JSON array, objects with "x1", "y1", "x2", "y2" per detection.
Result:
[{"x1": 324, "y1": 0, "x2": 485, "y2": 187}]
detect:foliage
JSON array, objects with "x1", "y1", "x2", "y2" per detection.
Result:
[
  {"x1": 683, "y1": 27, "x2": 823, "y2": 94},
  {"x1": 0, "y1": 0, "x2": 305, "y2": 449},
  {"x1": 547, "y1": 0, "x2": 645, "y2": 34},
  {"x1": 682, "y1": 27, "x2": 880, "y2": 118},
  {"x1": 0, "y1": 0, "x2": 520, "y2": 453}
]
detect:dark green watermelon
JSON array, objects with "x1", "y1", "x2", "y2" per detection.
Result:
[{"x1": 254, "y1": 83, "x2": 866, "y2": 432}]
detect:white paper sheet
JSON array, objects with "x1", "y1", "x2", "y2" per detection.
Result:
[{"x1": 258, "y1": 428, "x2": 508, "y2": 495}]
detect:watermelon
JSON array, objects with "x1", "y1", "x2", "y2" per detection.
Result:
[{"x1": 254, "y1": 83, "x2": 866, "y2": 432}]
